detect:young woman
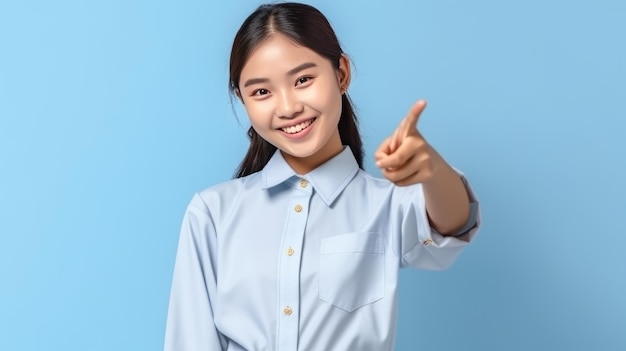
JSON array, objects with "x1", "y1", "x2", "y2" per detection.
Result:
[{"x1": 165, "y1": 2, "x2": 480, "y2": 350}]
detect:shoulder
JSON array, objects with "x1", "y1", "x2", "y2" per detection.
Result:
[
  {"x1": 346, "y1": 169, "x2": 424, "y2": 209},
  {"x1": 355, "y1": 169, "x2": 390, "y2": 187},
  {"x1": 353, "y1": 169, "x2": 422, "y2": 194},
  {"x1": 187, "y1": 172, "x2": 264, "y2": 216}
]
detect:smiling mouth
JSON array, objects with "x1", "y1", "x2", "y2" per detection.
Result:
[{"x1": 280, "y1": 118, "x2": 316, "y2": 134}]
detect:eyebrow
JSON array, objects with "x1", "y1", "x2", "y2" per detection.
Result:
[{"x1": 243, "y1": 62, "x2": 318, "y2": 88}]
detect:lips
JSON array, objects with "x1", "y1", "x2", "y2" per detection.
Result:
[{"x1": 279, "y1": 118, "x2": 316, "y2": 134}]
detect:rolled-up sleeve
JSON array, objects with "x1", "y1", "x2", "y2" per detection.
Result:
[
  {"x1": 164, "y1": 194, "x2": 226, "y2": 351},
  {"x1": 399, "y1": 173, "x2": 481, "y2": 270}
]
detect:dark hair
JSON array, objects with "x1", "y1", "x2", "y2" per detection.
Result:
[{"x1": 229, "y1": 2, "x2": 364, "y2": 178}]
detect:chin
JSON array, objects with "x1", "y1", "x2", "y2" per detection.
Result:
[{"x1": 280, "y1": 146, "x2": 320, "y2": 159}]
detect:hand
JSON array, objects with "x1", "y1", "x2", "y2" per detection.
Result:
[{"x1": 375, "y1": 100, "x2": 443, "y2": 186}]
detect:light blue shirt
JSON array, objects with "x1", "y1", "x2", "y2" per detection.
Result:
[{"x1": 165, "y1": 147, "x2": 480, "y2": 351}]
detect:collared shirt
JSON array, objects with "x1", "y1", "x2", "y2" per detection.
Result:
[{"x1": 164, "y1": 147, "x2": 480, "y2": 351}]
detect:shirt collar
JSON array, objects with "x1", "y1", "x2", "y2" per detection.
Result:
[{"x1": 261, "y1": 146, "x2": 360, "y2": 206}]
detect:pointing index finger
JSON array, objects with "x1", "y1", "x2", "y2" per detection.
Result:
[{"x1": 402, "y1": 100, "x2": 427, "y2": 137}]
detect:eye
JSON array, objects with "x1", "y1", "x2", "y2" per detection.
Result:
[
  {"x1": 296, "y1": 76, "x2": 313, "y2": 86},
  {"x1": 252, "y1": 88, "x2": 270, "y2": 96}
]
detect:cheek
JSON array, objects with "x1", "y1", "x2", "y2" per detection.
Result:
[
  {"x1": 243, "y1": 101, "x2": 271, "y2": 127},
  {"x1": 306, "y1": 85, "x2": 343, "y2": 116},
  {"x1": 325, "y1": 91, "x2": 344, "y2": 119}
]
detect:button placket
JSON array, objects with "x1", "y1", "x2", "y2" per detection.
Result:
[{"x1": 276, "y1": 181, "x2": 312, "y2": 350}]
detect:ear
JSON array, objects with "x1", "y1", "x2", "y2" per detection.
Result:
[{"x1": 337, "y1": 54, "x2": 351, "y2": 94}]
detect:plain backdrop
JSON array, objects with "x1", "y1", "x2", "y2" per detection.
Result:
[{"x1": 1, "y1": 0, "x2": 625, "y2": 350}]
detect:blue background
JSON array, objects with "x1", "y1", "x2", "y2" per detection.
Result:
[{"x1": 1, "y1": 0, "x2": 624, "y2": 350}]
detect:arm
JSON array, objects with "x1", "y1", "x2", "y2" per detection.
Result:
[
  {"x1": 375, "y1": 100, "x2": 470, "y2": 235},
  {"x1": 421, "y1": 152, "x2": 470, "y2": 235},
  {"x1": 164, "y1": 194, "x2": 226, "y2": 351}
]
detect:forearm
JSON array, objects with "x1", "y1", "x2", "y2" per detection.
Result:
[{"x1": 422, "y1": 159, "x2": 470, "y2": 235}]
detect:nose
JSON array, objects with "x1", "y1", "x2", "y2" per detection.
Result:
[{"x1": 275, "y1": 89, "x2": 304, "y2": 119}]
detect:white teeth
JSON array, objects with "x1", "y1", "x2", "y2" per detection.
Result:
[{"x1": 282, "y1": 119, "x2": 313, "y2": 134}]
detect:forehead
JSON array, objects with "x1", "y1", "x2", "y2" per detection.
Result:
[{"x1": 239, "y1": 34, "x2": 331, "y2": 80}]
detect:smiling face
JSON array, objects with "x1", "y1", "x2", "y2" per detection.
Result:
[{"x1": 238, "y1": 34, "x2": 350, "y2": 174}]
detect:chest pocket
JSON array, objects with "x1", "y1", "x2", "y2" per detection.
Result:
[{"x1": 319, "y1": 232, "x2": 385, "y2": 312}]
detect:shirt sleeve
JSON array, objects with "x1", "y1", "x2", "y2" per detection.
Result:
[
  {"x1": 164, "y1": 194, "x2": 227, "y2": 351},
  {"x1": 399, "y1": 172, "x2": 481, "y2": 270}
]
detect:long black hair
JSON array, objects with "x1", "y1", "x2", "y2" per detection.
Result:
[{"x1": 229, "y1": 2, "x2": 364, "y2": 177}]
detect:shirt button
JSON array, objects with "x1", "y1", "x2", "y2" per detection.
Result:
[
  {"x1": 300, "y1": 179, "x2": 308, "y2": 188},
  {"x1": 423, "y1": 238, "x2": 433, "y2": 246},
  {"x1": 287, "y1": 247, "x2": 295, "y2": 256},
  {"x1": 294, "y1": 204, "x2": 303, "y2": 213},
  {"x1": 283, "y1": 306, "x2": 293, "y2": 315}
]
